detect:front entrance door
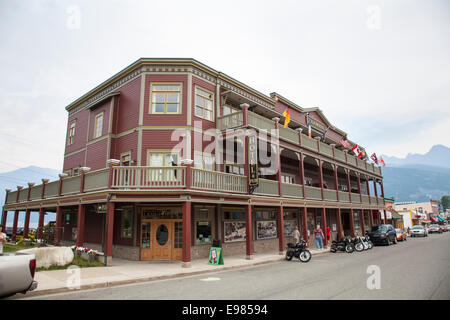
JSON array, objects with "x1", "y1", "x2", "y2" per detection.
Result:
[
  {"x1": 152, "y1": 220, "x2": 171, "y2": 260},
  {"x1": 140, "y1": 219, "x2": 183, "y2": 261}
]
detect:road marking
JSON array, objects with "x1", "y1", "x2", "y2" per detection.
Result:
[{"x1": 200, "y1": 277, "x2": 221, "y2": 282}]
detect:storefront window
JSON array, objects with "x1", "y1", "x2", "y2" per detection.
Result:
[
  {"x1": 255, "y1": 210, "x2": 277, "y2": 240},
  {"x1": 121, "y1": 207, "x2": 133, "y2": 238},
  {"x1": 223, "y1": 210, "x2": 245, "y2": 220},
  {"x1": 196, "y1": 221, "x2": 212, "y2": 244},
  {"x1": 284, "y1": 220, "x2": 296, "y2": 236},
  {"x1": 195, "y1": 207, "x2": 213, "y2": 244}
]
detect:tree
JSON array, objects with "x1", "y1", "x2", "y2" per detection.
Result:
[{"x1": 441, "y1": 195, "x2": 450, "y2": 211}]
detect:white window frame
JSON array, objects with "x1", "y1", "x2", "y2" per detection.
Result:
[
  {"x1": 93, "y1": 112, "x2": 104, "y2": 139},
  {"x1": 149, "y1": 83, "x2": 182, "y2": 114},
  {"x1": 194, "y1": 86, "x2": 214, "y2": 121},
  {"x1": 194, "y1": 151, "x2": 215, "y2": 171},
  {"x1": 67, "y1": 120, "x2": 76, "y2": 145},
  {"x1": 281, "y1": 173, "x2": 296, "y2": 184}
]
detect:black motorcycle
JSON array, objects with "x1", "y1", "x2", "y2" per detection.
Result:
[
  {"x1": 285, "y1": 240, "x2": 312, "y2": 262},
  {"x1": 351, "y1": 236, "x2": 365, "y2": 252},
  {"x1": 330, "y1": 236, "x2": 355, "y2": 253}
]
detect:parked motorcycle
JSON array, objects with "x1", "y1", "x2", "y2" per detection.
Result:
[
  {"x1": 363, "y1": 234, "x2": 373, "y2": 249},
  {"x1": 351, "y1": 236, "x2": 365, "y2": 252},
  {"x1": 285, "y1": 240, "x2": 312, "y2": 262},
  {"x1": 330, "y1": 236, "x2": 355, "y2": 253},
  {"x1": 364, "y1": 232, "x2": 374, "y2": 249}
]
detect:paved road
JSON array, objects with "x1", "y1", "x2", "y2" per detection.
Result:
[{"x1": 22, "y1": 232, "x2": 450, "y2": 300}]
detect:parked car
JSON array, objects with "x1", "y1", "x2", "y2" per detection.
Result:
[
  {"x1": 0, "y1": 252, "x2": 38, "y2": 298},
  {"x1": 441, "y1": 224, "x2": 448, "y2": 232},
  {"x1": 410, "y1": 225, "x2": 428, "y2": 237},
  {"x1": 368, "y1": 224, "x2": 397, "y2": 245},
  {"x1": 428, "y1": 224, "x2": 442, "y2": 234},
  {"x1": 395, "y1": 229, "x2": 407, "y2": 241}
]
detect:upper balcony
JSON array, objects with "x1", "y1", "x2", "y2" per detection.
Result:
[{"x1": 217, "y1": 109, "x2": 382, "y2": 177}]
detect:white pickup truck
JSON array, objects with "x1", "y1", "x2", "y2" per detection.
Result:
[{"x1": 0, "y1": 252, "x2": 38, "y2": 298}]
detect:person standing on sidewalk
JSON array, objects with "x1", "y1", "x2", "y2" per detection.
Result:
[
  {"x1": 0, "y1": 225, "x2": 7, "y2": 254},
  {"x1": 293, "y1": 226, "x2": 301, "y2": 244},
  {"x1": 314, "y1": 225, "x2": 324, "y2": 250},
  {"x1": 326, "y1": 226, "x2": 331, "y2": 244}
]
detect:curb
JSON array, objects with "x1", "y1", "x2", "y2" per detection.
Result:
[{"x1": 12, "y1": 250, "x2": 330, "y2": 299}]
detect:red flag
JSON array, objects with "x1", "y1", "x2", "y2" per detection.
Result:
[{"x1": 379, "y1": 157, "x2": 386, "y2": 167}]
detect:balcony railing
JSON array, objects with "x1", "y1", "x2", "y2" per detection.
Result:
[
  {"x1": 191, "y1": 168, "x2": 247, "y2": 194},
  {"x1": 282, "y1": 183, "x2": 303, "y2": 198},
  {"x1": 304, "y1": 186, "x2": 322, "y2": 200},
  {"x1": 254, "y1": 179, "x2": 279, "y2": 196},
  {"x1": 324, "y1": 189, "x2": 337, "y2": 201},
  {"x1": 111, "y1": 166, "x2": 186, "y2": 189},
  {"x1": 217, "y1": 111, "x2": 243, "y2": 131},
  {"x1": 339, "y1": 191, "x2": 350, "y2": 202},
  {"x1": 248, "y1": 111, "x2": 276, "y2": 131},
  {"x1": 279, "y1": 126, "x2": 298, "y2": 144}
]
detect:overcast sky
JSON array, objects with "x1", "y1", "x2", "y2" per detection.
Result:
[{"x1": 0, "y1": 0, "x2": 449, "y2": 174}]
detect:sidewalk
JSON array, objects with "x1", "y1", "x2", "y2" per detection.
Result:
[{"x1": 23, "y1": 248, "x2": 330, "y2": 298}]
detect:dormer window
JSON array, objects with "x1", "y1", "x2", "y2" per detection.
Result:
[{"x1": 94, "y1": 112, "x2": 104, "y2": 138}]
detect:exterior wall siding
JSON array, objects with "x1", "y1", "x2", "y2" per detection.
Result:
[
  {"x1": 63, "y1": 150, "x2": 86, "y2": 172},
  {"x1": 86, "y1": 139, "x2": 108, "y2": 171}
]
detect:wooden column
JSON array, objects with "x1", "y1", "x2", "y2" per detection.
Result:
[
  {"x1": 321, "y1": 207, "x2": 327, "y2": 246},
  {"x1": 318, "y1": 160, "x2": 324, "y2": 200},
  {"x1": 182, "y1": 200, "x2": 192, "y2": 267},
  {"x1": 27, "y1": 182, "x2": 34, "y2": 201},
  {"x1": 346, "y1": 169, "x2": 352, "y2": 203},
  {"x1": 360, "y1": 210, "x2": 365, "y2": 235},
  {"x1": 349, "y1": 208, "x2": 355, "y2": 237},
  {"x1": 357, "y1": 173, "x2": 362, "y2": 203},
  {"x1": 37, "y1": 208, "x2": 45, "y2": 239},
  {"x1": 105, "y1": 201, "x2": 115, "y2": 266},
  {"x1": 334, "y1": 165, "x2": 340, "y2": 201},
  {"x1": 272, "y1": 118, "x2": 283, "y2": 197},
  {"x1": 337, "y1": 208, "x2": 343, "y2": 240},
  {"x1": 373, "y1": 179, "x2": 379, "y2": 205},
  {"x1": 299, "y1": 153, "x2": 306, "y2": 199},
  {"x1": 370, "y1": 209, "x2": 375, "y2": 227},
  {"x1": 12, "y1": 210, "x2": 19, "y2": 242},
  {"x1": 245, "y1": 204, "x2": 253, "y2": 259},
  {"x1": 55, "y1": 206, "x2": 63, "y2": 246},
  {"x1": 23, "y1": 209, "x2": 31, "y2": 239},
  {"x1": 277, "y1": 206, "x2": 285, "y2": 254},
  {"x1": 1, "y1": 210, "x2": 7, "y2": 229},
  {"x1": 76, "y1": 204, "x2": 85, "y2": 247},
  {"x1": 302, "y1": 207, "x2": 308, "y2": 246}
]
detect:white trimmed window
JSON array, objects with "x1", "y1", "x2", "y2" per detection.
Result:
[
  {"x1": 281, "y1": 173, "x2": 296, "y2": 184},
  {"x1": 94, "y1": 112, "x2": 104, "y2": 138},
  {"x1": 150, "y1": 83, "x2": 182, "y2": 114},
  {"x1": 67, "y1": 120, "x2": 76, "y2": 145},
  {"x1": 194, "y1": 151, "x2": 215, "y2": 171},
  {"x1": 147, "y1": 151, "x2": 180, "y2": 182},
  {"x1": 195, "y1": 86, "x2": 214, "y2": 121}
]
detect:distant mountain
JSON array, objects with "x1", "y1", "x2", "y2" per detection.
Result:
[
  {"x1": 382, "y1": 165, "x2": 450, "y2": 203},
  {"x1": 0, "y1": 166, "x2": 60, "y2": 227},
  {"x1": 381, "y1": 144, "x2": 450, "y2": 169}
]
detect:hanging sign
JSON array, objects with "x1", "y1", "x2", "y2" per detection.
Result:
[
  {"x1": 306, "y1": 115, "x2": 327, "y2": 133},
  {"x1": 248, "y1": 134, "x2": 259, "y2": 187},
  {"x1": 208, "y1": 247, "x2": 224, "y2": 265}
]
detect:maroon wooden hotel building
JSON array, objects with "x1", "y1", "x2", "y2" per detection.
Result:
[{"x1": 2, "y1": 58, "x2": 385, "y2": 266}]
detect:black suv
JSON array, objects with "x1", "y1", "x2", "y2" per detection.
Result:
[{"x1": 368, "y1": 224, "x2": 397, "y2": 246}]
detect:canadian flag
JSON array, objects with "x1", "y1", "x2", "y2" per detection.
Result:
[{"x1": 351, "y1": 145, "x2": 360, "y2": 156}]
